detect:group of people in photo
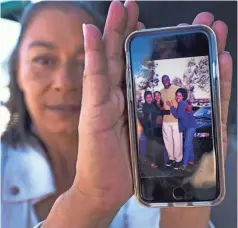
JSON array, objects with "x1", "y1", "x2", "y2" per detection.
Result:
[{"x1": 140, "y1": 75, "x2": 198, "y2": 171}]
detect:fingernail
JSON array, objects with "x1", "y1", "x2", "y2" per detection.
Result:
[
  {"x1": 125, "y1": 0, "x2": 135, "y2": 6},
  {"x1": 137, "y1": 22, "x2": 145, "y2": 29},
  {"x1": 223, "y1": 51, "x2": 230, "y2": 55}
]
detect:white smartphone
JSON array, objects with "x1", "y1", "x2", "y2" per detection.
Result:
[{"x1": 125, "y1": 25, "x2": 225, "y2": 207}]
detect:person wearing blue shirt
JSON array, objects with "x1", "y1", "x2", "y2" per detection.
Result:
[{"x1": 166, "y1": 88, "x2": 197, "y2": 170}]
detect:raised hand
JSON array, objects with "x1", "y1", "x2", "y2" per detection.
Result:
[
  {"x1": 75, "y1": 0, "x2": 139, "y2": 212},
  {"x1": 166, "y1": 100, "x2": 174, "y2": 107}
]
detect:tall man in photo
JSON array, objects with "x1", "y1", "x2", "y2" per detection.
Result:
[{"x1": 160, "y1": 75, "x2": 183, "y2": 170}]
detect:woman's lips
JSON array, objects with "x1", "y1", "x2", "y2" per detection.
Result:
[{"x1": 46, "y1": 104, "x2": 81, "y2": 114}]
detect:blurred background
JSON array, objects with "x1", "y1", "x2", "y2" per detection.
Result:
[{"x1": 0, "y1": 1, "x2": 237, "y2": 227}]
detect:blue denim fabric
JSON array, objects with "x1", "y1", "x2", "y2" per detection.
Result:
[
  {"x1": 183, "y1": 128, "x2": 196, "y2": 166},
  {"x1": 170, "y1": 100, "x2": 197, "y2": 132}
]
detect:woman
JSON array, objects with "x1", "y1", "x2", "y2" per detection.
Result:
[
  {"x1": 166, "y1": 88, "x2": 197, "y2": 170},
  {"x1": 153, "y1": 91, "x2": 164, "y2": 139},
  {"x1": 1, "y1": 2, "x2": 160, "y2": 227},
  {"x1": 1, "y1": 1, "x2": 232, "y2": 227}
]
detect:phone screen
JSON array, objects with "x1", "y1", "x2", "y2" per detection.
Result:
[{"x1": 129, "y1": 30, "x2": 220, "y2": 203}]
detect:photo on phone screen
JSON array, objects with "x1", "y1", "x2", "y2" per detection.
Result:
[{"x1": 127, "y1": 28, "x2": 223, "y2": 205}]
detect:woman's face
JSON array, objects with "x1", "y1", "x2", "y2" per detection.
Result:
[
  {"x1": 145, "y1": 94, "x2": 153, "y2": 104},
  {"x1": 154, "y1": 92, "x2": 161, "y2": 102},
  {"x1": 18, "y1": 7, "x2": 94, "y2": 135},
  {"x1": 176, "y1": 92, "x2": 183, "y2": 103}
]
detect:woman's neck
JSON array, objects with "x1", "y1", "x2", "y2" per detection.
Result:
[{"x1": 34, "y1": 126, "x2": 78, "y2": 190}]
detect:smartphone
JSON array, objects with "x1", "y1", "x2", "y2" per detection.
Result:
[{"x1": 125, "y1": 25, "x2": 225, "y2": 207}]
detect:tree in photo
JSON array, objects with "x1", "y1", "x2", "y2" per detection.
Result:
[
  {"x1": 171, "y1": 77, "x2": 183, "y2": 88},
  {"x1": 183, "y1": 57, "x2": 197, "y2": 101},
  {"x1": 135, "y1": 60, "x2": 160, "y2": 102},
  {"x1": 172, "y1": 56, "x2": 210, "y2": 102},
  {"x1": 194, "y1": 56, "x2": 210, "y2": 93}
]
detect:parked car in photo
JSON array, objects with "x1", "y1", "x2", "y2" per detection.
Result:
[
  {"x1": 192, "y1": 105, "x2": 200, "y2": 112},
  {"x1": 193, "y1": 106, "x2": 213, "y2": 161}
]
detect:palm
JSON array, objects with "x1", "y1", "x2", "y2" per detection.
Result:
[{"x1": 75, "y1": 1, "x2": 139, "y2": 207}]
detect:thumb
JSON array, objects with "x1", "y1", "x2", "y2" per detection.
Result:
[{"x1": 79, "y1": 24, "x2": 120, "y2": 133}]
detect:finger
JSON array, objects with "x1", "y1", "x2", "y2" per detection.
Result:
[
  {"x1": 136, "y1": 21, "x2": 145, "y2": 30},
  {"x1": 124, "y1": 0, "x2": 139, "y2": 36},
  {"x1": 192, "y1": 12, "x2": 215, "y2": 26},
  {"x1": 218, "y1": 51, "x2": 232, "y2": 153},
  {"x1": 82, "y1": 24, "x2": 109, "y2": 108},
  {"x1": 212, "y1": 20, "x2": 228, "y2": 53},
  {"x1": 219, "y1": 51, "x2": 232, "y2": 126},
  {"x1": 103, "y1": 0, "x2": 127, "y2": 86}
]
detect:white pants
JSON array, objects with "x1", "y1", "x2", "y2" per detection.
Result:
[{"x1": 162, "y1": 122, "x2": 183, "y2": 162}]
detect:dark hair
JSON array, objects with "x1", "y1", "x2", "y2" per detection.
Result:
[
  {"x1": 1, "y1": 1, "x2": 105, "y2": 148},
  {"x1": 176, "y1": 88, "x2": 188, "y2": 100},
  {"x1": 161, "y1": 75, "x2": 170, "y2": 82},
  {"x1": 153, "y1": 91, "x2": 163, "y2": 107},
  {"x1": 144, "y1": 91, "x2": 152, "y2": 101}
]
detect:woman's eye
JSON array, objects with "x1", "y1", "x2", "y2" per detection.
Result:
[{"x1": 32, "y1": 56, "x2": 57, "y2": 67}]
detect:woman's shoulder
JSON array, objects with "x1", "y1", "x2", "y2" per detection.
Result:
[
  {"x1": 142, "y1": 102, "x2": 148, "y2": 107},
  {"x1": 178, "y1": 100, "x2": 188, "y2": 109},
  {"x1": 1, "y1": 136, "x2": 44, "y2": 161},
  {"x1": 1, "y1": 135, "x2": 51, "y2": 174},
  {"x1": 180, "y1": 100, "x2": 187, "y2": 105},
  {"x1": 1, "y1": 136, "x2": 55, "y2": 202},
  {"x1": 1, "y1": 136, "x2": 46, "y2": 178}
]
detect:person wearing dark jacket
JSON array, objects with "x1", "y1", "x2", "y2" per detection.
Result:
[
  {"x1": 166, "y1": 88, "x2": 197, "y2": 170},
  {"x1": 142, "y1": 91, "x2": 162, "y2": 168},
  {"x1": 142, "y1": 91, "x2": 162, "y2": 137}
]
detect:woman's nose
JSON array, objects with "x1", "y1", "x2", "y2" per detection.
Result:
[{"x1": 53, "y1": 63, "x2": 81, "y2": 92}]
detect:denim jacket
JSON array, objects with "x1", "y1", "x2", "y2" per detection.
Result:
[
  {"x1": 1, "y1": 137, "x2": 161, "y2": 228},
  {"x1": 170, "y1": 100, "x2": 197, "y2": 132}
]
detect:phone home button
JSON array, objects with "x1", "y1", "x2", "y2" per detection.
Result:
[{"x1": 172, "y1": 187, "x2": 186, "y2": 200}]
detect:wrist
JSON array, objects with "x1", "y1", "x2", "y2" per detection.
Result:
[
  {"x1": 160, "y1": 207, "x2": 211, "y2": 228},
  {"x1": 42, "y1": 186, "x2": 118, "y2": 228}
]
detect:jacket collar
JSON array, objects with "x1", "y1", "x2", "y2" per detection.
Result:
[{"x1": 2, "y1": 137, "x2": 56, "y2": 202}]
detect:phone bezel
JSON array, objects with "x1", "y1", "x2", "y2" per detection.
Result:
[{"x1": 125, "y1": 24, "x2": 225, "y2": 208}]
